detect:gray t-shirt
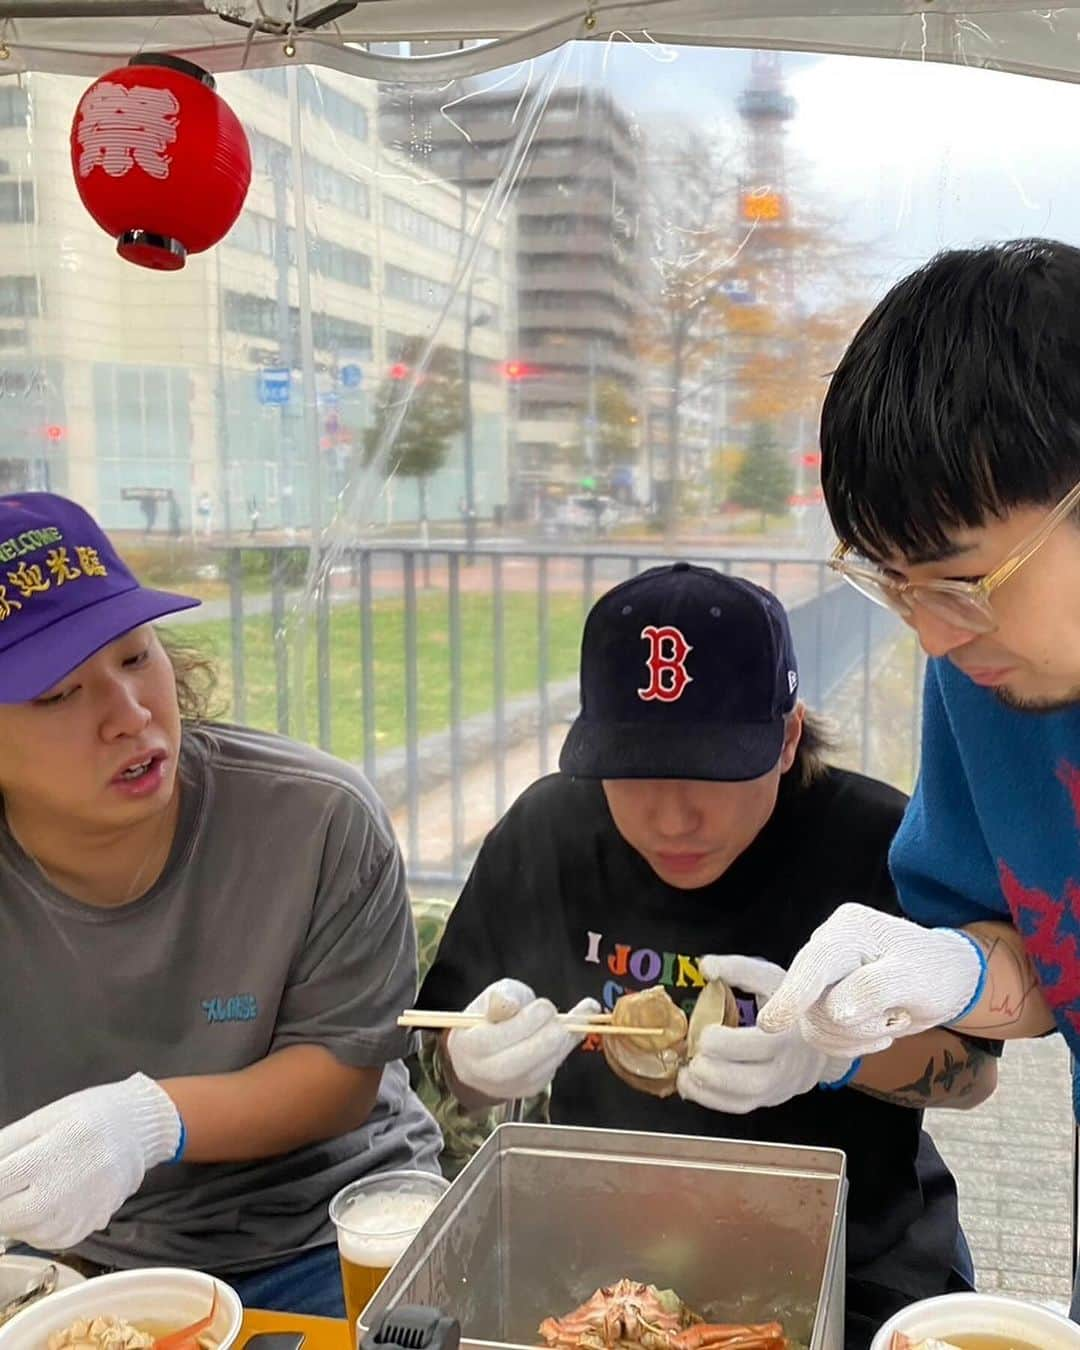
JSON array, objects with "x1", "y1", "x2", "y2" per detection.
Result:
[{"x1": 0, "y1": 722, "x2": 442, "y2": 1273}]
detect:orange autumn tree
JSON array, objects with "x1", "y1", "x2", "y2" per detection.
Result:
[
  {"x1": 729, "y1": 299, "x2": 869, "y2": 429},
  {"x1": 637, "y1": 130, "x2": 870, "y2": 525},
  {"x1": 726, "y1": 210, "x2": 871, "y2": 440}
]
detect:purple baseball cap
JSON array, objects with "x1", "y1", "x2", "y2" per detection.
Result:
[{"x1": 0, "y1": 492, "x2": 200, "y2": 703}]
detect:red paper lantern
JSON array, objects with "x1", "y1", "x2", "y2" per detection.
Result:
[{"x1": 70, "y1": 53, "x2": 251, "y2": 272}]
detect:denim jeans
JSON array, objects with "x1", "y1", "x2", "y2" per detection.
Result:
[
  {"x1": 223, "y1": 1243, "x2": 345, "y2": 1319},
  {"x1": 11, "y1": 1241, "x2": 346, "y2": 1320}
]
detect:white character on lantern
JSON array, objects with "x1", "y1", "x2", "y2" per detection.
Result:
[{"x1": 75, "y1": 83, "x2": 181, "y2": 181}]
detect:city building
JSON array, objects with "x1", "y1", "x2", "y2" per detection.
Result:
[
  {"x1": 0, "y1": 64, "x2": 510, "y2": 533},
  {"x1": 380, "y1": 81, "x2": 643, "y2": 517}
]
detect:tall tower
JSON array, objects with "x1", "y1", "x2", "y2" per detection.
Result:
[
  {"x1": 729, "y1": 52, "x2": 804, "y2": 503},
  {"x1": 736, "y1": 51, "x2": 796, "y2": 292},
  {"x1": 737, "y1": 53, "x2": 795, "y2": 198}
]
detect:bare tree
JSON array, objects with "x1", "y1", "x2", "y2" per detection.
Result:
[{"x1": 637, "y1": 129, "x2": 742, "y2": 530}]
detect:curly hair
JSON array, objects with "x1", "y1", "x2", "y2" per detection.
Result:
[{"x1": 160, "y1": 635, "x2": 221, "y2": 722}]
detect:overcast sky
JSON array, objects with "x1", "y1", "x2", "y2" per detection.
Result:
[{"x1": 578, "y1": 40, "x2": 1080, "y2": 296}]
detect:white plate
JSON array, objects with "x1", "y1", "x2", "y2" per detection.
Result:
[
  {"x1": 0, "y1": 1266, "x2": 242, "y2": 1348},
  {"x1": 0, "y1": 1255, "x2": 85, "y2": 1314}
]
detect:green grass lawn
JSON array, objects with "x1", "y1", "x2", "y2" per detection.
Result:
[{"x1": 175, "y1": 590, "x2": 586, "y2": 763}]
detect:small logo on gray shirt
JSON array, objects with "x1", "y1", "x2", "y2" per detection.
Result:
[{"x1": 202, "y1": 994, "x2": 259, "y2": 1024}]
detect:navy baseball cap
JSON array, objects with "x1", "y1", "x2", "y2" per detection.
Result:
[
  {"x1": 0, "y1": 492, "x2": 200, "y2": 702},
  {"x1": 559, "y1": 562, "x2": 800, "y2": 782}
]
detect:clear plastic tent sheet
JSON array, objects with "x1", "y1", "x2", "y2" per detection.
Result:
[
  {"x1": 3, "y1": 35, "x2": 1080, "y2": 889},
  {"x1": 2, "y1": 2, "x2": 1080, "y2": 85}
]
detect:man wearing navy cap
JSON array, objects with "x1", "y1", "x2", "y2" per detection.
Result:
[{"x1": 420, "y1": 563, "x2": 996, "y2": 1349}]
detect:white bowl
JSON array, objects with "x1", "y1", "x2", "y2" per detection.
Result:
[
  {"x1": 0, "y1": 1266, "x2": 243, "y2": 1348},
  {"x1": 871, "y1": 1291, "x2": 1080, "y2": 1350}
]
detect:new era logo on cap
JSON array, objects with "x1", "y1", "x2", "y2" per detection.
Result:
[{"x1": 559, "y1": 562, "x2": 801, "y2": 783}]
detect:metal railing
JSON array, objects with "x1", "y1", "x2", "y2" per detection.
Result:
[
  {"x1": 214, "y1": 542, "x2": 917, "y2": 887},
  {"x1": 206, "y1": 540, "x2": 1080, "y2": 1302}
]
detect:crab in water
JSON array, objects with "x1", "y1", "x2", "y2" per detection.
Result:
[{"x1": 537, "y1": 1279, "x2": 787, "y2": 1350}]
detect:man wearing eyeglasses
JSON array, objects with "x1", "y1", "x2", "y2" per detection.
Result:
[{"x1": 758, "y1": 240, "x2": 1080, "y2": 1146}]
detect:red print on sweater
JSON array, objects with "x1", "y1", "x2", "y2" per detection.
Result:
[
  {"x1": 1060, "y1": 760, "x2": 1080, "y2": 822},
  {"x1": 998, "y1": 760, "x2": 1080, "y2": 1033}
]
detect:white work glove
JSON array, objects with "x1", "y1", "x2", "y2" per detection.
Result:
[
  {"x1": 677, "y1": 955, "x2": 855, "y2": 1114},
  {"x1": 446, "y1": 978, "x2": 601, "y2": 1101},
  {"x1": 0, "y1": 1074, "x2": 182, "y2": 1250},
  {"x1": 756, "y1": 903, "x2": 987, "y2": 1058}
]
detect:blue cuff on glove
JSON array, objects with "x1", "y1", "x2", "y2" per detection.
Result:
[
  {"x1": 941, "y1": 928, "x2": 988, "y2": 1025},
  {"x1": 819, "y1": 1057, "x2": 862, "y2": 1091},
  {"x1": 168, "y1": 1115, "x2": 187, "y2": 1165}
]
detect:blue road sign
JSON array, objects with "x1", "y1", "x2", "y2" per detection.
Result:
[{"x1": 257, "y1": 368, "x2": 291, "y2": 406}]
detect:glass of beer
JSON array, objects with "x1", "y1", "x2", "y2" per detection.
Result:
[{"x1": 330, "y1": 1169, "x2": 450, "y2": 1339}]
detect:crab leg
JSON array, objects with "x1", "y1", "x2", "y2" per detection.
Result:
[
  {"x1": 153, "y1": 1286, "x2": 218, "y2": 1349},
  {"x1": 674, "y1": 1338, "x2": 784, "y2": 1350},
  {"x1": 670, "y1": 1323, "x2": 786, "y2": 1350},
  {"x1": 701, "y1": 1336, "x2": 787, "y2": 1350}
]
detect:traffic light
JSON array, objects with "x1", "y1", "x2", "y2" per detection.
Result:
[
  {"x1": 389, "y1": 362, "x2": 409, "y2": 381},
  {"x1": 502, "y1": 360, "x2": 538, "y2": 381}
]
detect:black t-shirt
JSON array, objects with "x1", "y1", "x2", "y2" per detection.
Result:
[{"x1": 420, "y1": 767, "x2": 975, "y2": 1340}]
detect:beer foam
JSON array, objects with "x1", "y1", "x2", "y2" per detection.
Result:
[{"x1": 336, "y1": 1190, "x2": 440, "y2": 1268}]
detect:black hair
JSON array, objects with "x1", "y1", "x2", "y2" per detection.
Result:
[
  {"x1": 790, "y1": 707, "x2": 833, "y2": 788},
  {"x1": 821, "y1": 238, "x2": 1080, "y2": 561}
]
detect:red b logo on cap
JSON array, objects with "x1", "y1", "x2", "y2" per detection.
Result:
[{"x1": 638, "y1": 625, "x2": 693, "y2": 702}]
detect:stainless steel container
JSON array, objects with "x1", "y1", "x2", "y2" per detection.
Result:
[{"x1": 359, "y1": 1124, "x2": 847, "y2": 1350}]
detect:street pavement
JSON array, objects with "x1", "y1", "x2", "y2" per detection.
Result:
[{"x1": 929, "y1": 1035, "x2": 1075, "y2": 1307}]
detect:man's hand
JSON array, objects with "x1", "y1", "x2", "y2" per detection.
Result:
[
  {"x1": 0, "y1": 1074, "x2": 181, "y2": 1249},
  {"x1": 755, "y1": 904, "x2": 987, "y2": 1058},
  {"x1": 677, "y1": 955, "x2": 854, "y2": 1113},
  {"x1": 446, "y1": 979, "x2": 600, "y2": 1101}
]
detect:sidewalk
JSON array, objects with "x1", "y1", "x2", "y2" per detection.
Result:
[{"x1": 929, "y1": 1035, "x2": 1075, "y2": 1304}]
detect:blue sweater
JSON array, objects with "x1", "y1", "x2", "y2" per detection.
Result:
[{"x1": 891, "y1": 659, "x2": 1080, "y2": 1114}]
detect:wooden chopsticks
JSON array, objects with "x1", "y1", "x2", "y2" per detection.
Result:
[{"x1": 397, "y1": 1010, "x2": 665, "y2": 1037}]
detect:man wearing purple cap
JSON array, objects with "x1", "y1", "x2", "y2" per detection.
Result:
[
  {"x1": 0, "y1": 493, "x2": 440, "y2": 1315},
  {"x1": 420, "y1": 563, "x2": 997, "y2": 1348}
]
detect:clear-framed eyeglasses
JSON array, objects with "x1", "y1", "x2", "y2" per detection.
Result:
[{"x1": 828, "y1": 477, "x2": 1080, "y2": 635}]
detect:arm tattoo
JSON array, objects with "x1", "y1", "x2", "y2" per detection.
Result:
[
  {"x1": 967, "y1": 931, "x2": 1043, "y2": 1033},
  {"x1": 855, "y1": 1043, "x2": 990, "y2": 1108}
]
